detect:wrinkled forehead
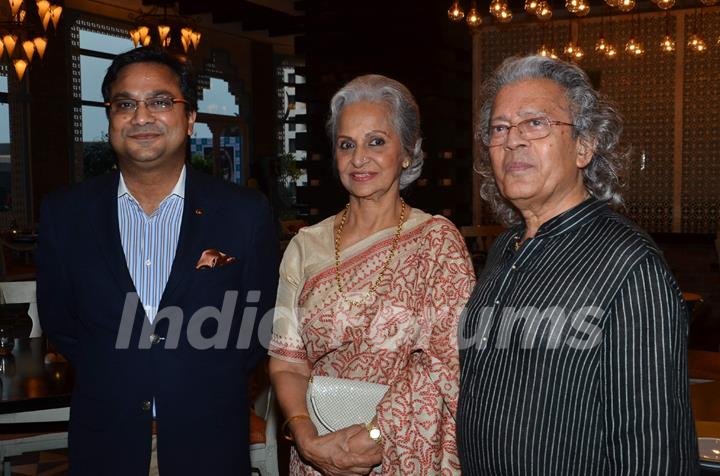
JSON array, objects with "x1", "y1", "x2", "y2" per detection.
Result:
[{"x1": 492, "y1": 78, "x2": 571, "y2": 120}]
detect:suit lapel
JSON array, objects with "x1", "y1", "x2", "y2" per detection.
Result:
[
  {"x1": 160, "y1": 168, "x2": 209, "y2": 306},
  {"x1": 89, "y1": 171, "x2": 136, "y2": 294}
]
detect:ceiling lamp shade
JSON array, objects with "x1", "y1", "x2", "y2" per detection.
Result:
[{"x1": 13, "y1": 58, "x2": 26, "y2": 80}]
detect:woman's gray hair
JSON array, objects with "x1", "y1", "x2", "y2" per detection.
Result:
[
  {"x1": 326, "y1": 74, "x2": 424, "y2": 190},
  {"x1": 476, "y1": 55, "x2": 628, "y2": 226}
]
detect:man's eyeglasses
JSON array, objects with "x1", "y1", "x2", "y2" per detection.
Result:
[
  {"x1": 484, "y1": 116, "x2": 574, "y2": 147},
  {"x1": 104, "y1": 96, "x2": 188, "y2": 116}
]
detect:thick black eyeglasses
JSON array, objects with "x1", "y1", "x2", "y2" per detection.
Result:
[
  {"x1": 104, "y1": 97, "x2": 188, "y2": 116},
  {"x1": 485, "y1": 116, "x2": 574, "y2": 147}
]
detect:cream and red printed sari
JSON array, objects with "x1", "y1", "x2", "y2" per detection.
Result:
[{"x1": 269, "y1": 208, "x2": 475, "y2": 475}]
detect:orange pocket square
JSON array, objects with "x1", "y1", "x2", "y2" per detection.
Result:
[{"x1": 195, "y1": 249, "x2": 236, "y2": 270}]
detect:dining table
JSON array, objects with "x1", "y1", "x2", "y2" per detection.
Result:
[{"x1": 0, "y1": 337, "x2": 72, "y2": 424}]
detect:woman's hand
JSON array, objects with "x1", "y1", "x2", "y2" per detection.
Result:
[
  {"x1": 295, "y1": 423, "x2": 382, "y2": 476},
  {"x1": 346, "y1": 424, "x2": 382, "y2": 459}
]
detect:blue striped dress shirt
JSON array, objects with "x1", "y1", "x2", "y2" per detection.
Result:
[{"x1": 118, "y1": 166, "x2": 185, "y2": 324}]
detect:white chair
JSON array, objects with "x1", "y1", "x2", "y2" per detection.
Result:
[
  {"x1": 249, "y1": 386, "x2": 279, "y2": 476},
  {"x1": 0, "y1": 281, "x2": 69, "y2": 475},
  {"x1": 0, "y1": 280, "x2": 41, "y2": 337}
]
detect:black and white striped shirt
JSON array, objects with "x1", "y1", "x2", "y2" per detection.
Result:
[{"x1": 458, "y1": 198, "x2": 698, "y2": 475}]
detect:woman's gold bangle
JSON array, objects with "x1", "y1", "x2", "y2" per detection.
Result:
[{"x1": 281, "y1": 414, "x2": 311, "y2": 441}]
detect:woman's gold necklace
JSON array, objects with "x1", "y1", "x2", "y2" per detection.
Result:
[{"x1": 334, "y1": 199, "x2": 406, "y2": 307}]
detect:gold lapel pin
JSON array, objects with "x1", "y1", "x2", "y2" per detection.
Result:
[{"x1": 194, "y1": 208, "x2": 204, "y2": 216}]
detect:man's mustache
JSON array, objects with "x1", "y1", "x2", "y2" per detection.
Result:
[{"x1": 126, "y1": 127, "x2": 164, "y2": 136}]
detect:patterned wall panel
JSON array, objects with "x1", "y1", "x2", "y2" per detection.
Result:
[
  {"x1": 474, "y1": 12, "x2": 718, "y2": 233},
  {"x1": 682, "y1": 11, "x2": 720, "y2": 233},
  {"x1": 581, "y1": 16, "x2": 675, "y2": 232}
]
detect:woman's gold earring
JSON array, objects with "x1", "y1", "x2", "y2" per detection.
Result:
[{"x1": 402, "y1": 160, "x2": 410, "y2": 169}]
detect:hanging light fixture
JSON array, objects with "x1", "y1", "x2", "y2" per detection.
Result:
[
  {"x1": 497, "y1": 7, "x2": 513, "y2": 23},
  {"x1": 687, "y1": 9, "x2": 707, "y2": 53},
  {"x1": 575, "y1": 2, "x2": 590, "y2": 16},
  {"x1": 595, "y1": 13, "x2": 614, "y2": 55},
  {"x1": 624, "y1": 15, "x2": 644, "y2": 56},
  {"x1": 0, "y1": 0, "x2": 63, "y2": 80},
  {"x1": 660, "y1": 34, "x2": 675, "y2": 52},
  {"x1": 538, "y1": 43, "x2": 553, "y2": 56},
  {"x1": 466, "y1": 1, "x2": 482, "y2": 28},
  {"x1": 660, "y1": 12, "x2": 675, "y2": 52},
  {"x1": 624, "y1": 36, "x2": 644, "y2": 55},
  {"x1": 616, "y1": 0, "x2": 636, "y2": 12},
  {"x1": 566, "y1": 0, "x2": 582, "y2": 13},
  {"x1": 688, "y1": 33, "x2": 707, "y2": 51},
  {"x1": 595, "y1": 35, "x2": 609, "y2": 52},
  {"x1": 563, "y1": 40, "x2": 583, "y2": 58},
  {"x1": 525, "y1": 0, "x2": 540, "y2": 14},
  {"x1": 537, "y1": 44, "x2": 559, "y2": 59},
  {"x1": 129, "y1": 2, "x2": 201, "y2": 54},
  {"x1": 536, "y1": 1, "x2": 553, "y2": 20},
  {"x1": 489, "y1": 0, "x2": 506, "y2": 18},
  {"x1": 448, "y1": 1, "x2": 465, "y2": 21},
  {"x1": 655, "y1": 0, "x2": 675, "y2": 10},
  {"x1": 563, "y1": 21, "x2": 585, "y2": 61}
]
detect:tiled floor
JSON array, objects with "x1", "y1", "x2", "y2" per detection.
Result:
[{"x1": 5, "y1": 449, "x2": 68, "y2": 476}]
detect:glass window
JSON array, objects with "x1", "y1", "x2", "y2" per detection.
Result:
[
  {"x1": 79, "y1": 30, "x2": 134, "y2": 55},
  {"x1": 198, "y1": 77, "x2": 239, "y2": 116},
  {"x1": 81, "y1": 106, "x2": 108, "y2": 142},
  {"x1": 190, "y1": 122, "x2": 214, "y2": 175},
  {"x1": 80, "y1": 56, "x2": 112, "y2": 103},
  {"x1": 73, "y1": 21, "x2": 133, "y2": 180}
]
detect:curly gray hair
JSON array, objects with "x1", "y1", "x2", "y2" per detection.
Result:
[
  {"x1": 476, "y1": 55, "x2": 628, "y2": 225},
  {"x1": 326, "y1": 74, "x2": 424, "y2": 190}
]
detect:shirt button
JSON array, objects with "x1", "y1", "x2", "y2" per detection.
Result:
[
  {"x1": 145, "y1": 259, "x2": 152, "y2": 267},
  {"x1": 149, "y1": 334, "x2": 161, "y2": 344},
  {"x1": 141, "y1": 401, "x2": 152, "y2": 411},
  {"x1": 495, "y1": 300, "x2": 500, "y2": 305},
  {"x1": 511, "y1": 265, "x2": 517, "y2": 270}
]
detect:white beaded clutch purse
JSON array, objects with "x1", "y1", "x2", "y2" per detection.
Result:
[{"x1": 306, "y1": 375, "x2": 389, "y2": 435}]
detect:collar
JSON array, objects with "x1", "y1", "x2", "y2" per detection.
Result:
[
  {"x1": 517, "y1": 197, "x2": 608, "y2": 241},
  {"x1": 117, "y1": 165, "x2": 186, "y2": 200}
]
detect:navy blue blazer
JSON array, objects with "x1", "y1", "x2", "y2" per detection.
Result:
[{"x1": 37, "y1": 167, "x2": 279, "y2": 475}]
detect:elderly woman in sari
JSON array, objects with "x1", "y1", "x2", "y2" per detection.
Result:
[{"x1": 268, "y1": 74, "x2": 475, "y2": 475}]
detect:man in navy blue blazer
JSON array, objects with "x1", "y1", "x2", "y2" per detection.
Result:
[{"x1": 37, "y1": 47, "x2": 278, "y2": 475}]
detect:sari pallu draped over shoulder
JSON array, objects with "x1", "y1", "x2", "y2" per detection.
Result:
[{"x1": 270, "y1": 209, "x2": 476, "y2": 475}]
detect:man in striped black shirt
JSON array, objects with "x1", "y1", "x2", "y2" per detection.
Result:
[{"x1": 457, "y1": 55, "x2": 698, "y2": 475}]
